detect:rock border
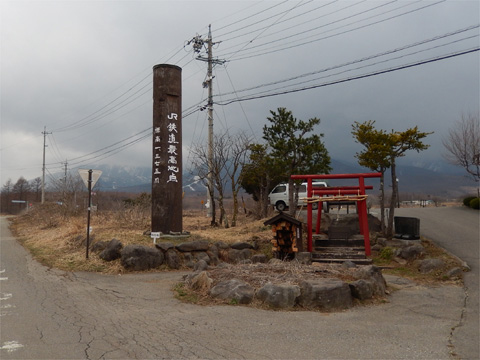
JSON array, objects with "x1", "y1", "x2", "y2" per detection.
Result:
[{"x1": 182, "y1": 263, "x2": 388, "y2": 310}]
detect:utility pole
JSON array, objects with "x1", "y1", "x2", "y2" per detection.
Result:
[
  {"x1": 63, "y1": 159, "x2": 68, "y2": 205},
  {"x1": 41, "y1": 126, "x2": 51, "y2": 204},
  {"x1": 64, "y1": 160, "x2": 68, "y2": 187},
  {"x1": 188, "y1": 25, "x2": 225, "y2": 224}
]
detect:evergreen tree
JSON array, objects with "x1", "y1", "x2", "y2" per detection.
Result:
[{"x1": 263, "y1": 108, "x2": 331, "y2": 215}]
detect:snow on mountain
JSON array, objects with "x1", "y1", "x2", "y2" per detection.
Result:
[{"x1": 56, "y1": 161, "x2": 476, "y2": 199}]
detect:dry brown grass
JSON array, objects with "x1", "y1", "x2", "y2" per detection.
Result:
[
  {"x1": 9, "y1": 203, "x2": 272, "y2": 273},
  {"x1": 182, "y1": 209, "x2": 272, "y2": 243},
  {"x1": 9, "y1": 202, "x2": 466, "y2": 289}
]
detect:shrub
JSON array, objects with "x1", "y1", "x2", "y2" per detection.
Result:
[
  {"x1": 463, "y1": 196, "x2": 476, "y2": 206},
  {"x1": 379, "y1": 247, "x2": 394, "y2": 261},
  {"x1": 469, "y1": 197, "x2": 480, "y2": 210}
]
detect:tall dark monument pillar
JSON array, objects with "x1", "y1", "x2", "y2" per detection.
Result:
[{"x1": 151, "y1": 64, "x2": 182, "y2": 234}]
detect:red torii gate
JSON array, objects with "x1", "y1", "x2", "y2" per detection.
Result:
[{"x1": 291, "y1": 173, "x2": 381, "y2": 256}]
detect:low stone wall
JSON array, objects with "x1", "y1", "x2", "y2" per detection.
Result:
[
  {"x1": 92, "y1": 238, "x2": 388, "y2": 311},
  {"x1": 185, "y1": 264, "x2": 387, "y2": 310},
  {"x1": 91, "y1": 239, "x2": 265, "y2": 271}
]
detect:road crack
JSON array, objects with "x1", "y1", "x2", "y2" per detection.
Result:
[{"x1": 448, "y1": 284, "x2": 469, "y2": 359}]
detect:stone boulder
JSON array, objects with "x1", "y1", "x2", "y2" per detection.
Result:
[
  {"x1": 418, "y1": 258, "x2": 445, "y2": 274},
  {"x1": 206, "y1": 250, "x2": 220, "y2": 265},
  {"x1": 186, "y1": 271, "x2": 213, "y2": 291},
  {"x1": 342, "y1": 260, "x2": 357, "y2": 269},
  {"x1": 155, "y1": 242, "x2": 175, "y2": 252},
  {"x1": 227, "y1": 248, "x2": 252, "y2": 263},
  {"x1": 230, "y1": 242, "x2": 254, "y2": 250},
  {"x1": 384, "y1": 239, "x2": 420, "y2": 248},
  {"x1": 298, "y1": 279, "x2": 353, "y2": 310},
  {"x1": 251, "y1": 254, "x2": 268, "y2": 263},
  {"x1": 120, "y1": 245, "x2": 164, "y2": 271},
  {"x1": 445, "y1": 267, "x2": 463, "y2": 279},
  {"x1": 194, "y1": 259, "x2": 209, "y2": 272},
  {"x1": 194, "y1": 251, "x2": 211, "y2": 264},
  {"x1": 396, "y1": 244, "x2": 425, "y2": 261},
  {"x1": 214, "y1": 241, "x2": 230, "y2": 250},
  {"x1": 349, "y1": 279, "x2": 374, "y2": 300},
  {"x1": 256, "y1": 283, "x2": 301, "y2": 308},
  {"x1": 165, "y1": 249, "x2": 181, "y2": 269},
  {"x1": 175, "y1": 240, "x2": 210, "y2": 252},
  {"x1": 209, "y1": 279, "x2": 255, "y2": 304},
  {"x1": 90, "y1": 240, "x2": 108, "y2": 254},
  {"x1": 99, "y1": 238, "x2": 123, "y2": 261},
  {"x1": 352, "y1": 265, "x2": 387, "y2": 296},
  {"x1": 295, "y1": 252, "x2": 312, "y2": 265},
  {"x1": 183, "y1": 253, "x2": 195, "y2": 268}
]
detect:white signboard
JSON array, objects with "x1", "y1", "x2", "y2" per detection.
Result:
[
  {"x1": 78, "y1": 169, "x2": 102, "y2": 189},
  {"x1": 151, "y1": 232, "x2": 161, "y2": 244}
]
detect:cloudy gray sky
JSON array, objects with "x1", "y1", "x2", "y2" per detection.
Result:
[{"x1": 1, "y1": 0, "x2": 479, "y2": 186}]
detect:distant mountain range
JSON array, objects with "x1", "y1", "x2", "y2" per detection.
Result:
[{"x1": 63, "y1": 160, "x2": 477, "y2": 199}]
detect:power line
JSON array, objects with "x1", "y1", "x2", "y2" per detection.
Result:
[
  {"x1": 218, "y1": 0, "x2": 359, "y2": 45},
  {"x1": 49, "y1": 105, "x2": 203, "y2": 169},
  {"x1": 215, "y1": 24, "x2": 479, "y2": 98},
  {"x1": 215, "y1": 0, "x2": 291, "y2": 34},
  {"x1": 224, "y1": 0, "x2": 309, "y2": 62},
  {"x1": 220, "y1": 0, "x2": 444, "y2": 61},
  {"x1": 214, "y1": 47, "x2": 480, "y2": 106}
]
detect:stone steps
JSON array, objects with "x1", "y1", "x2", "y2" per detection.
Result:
[
  {"x1": 313, "y1": 248, "x2": 367, "y2": 259},
  {"x1": 312, "y1": 235, "x2": 370, "y2": 264},
  {"x1": 314, "y1": 239, "x2": 365, "y2": 247},
  {"x1": 311, "y1": 256, "x2": 372, "y2": 265}
]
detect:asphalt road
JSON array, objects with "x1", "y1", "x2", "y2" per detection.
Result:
[
  {"x1": 395, "y1": 206, "x2": 479, "y2": 360},
  {"x1": 0, "y1": 214, "x2": 473, "y2": 360}
]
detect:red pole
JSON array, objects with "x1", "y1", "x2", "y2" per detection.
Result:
[
  {"x1": 316, "y1": 201, "x2": 322, "y2": 235},
  {"x1": 307, "y1": 178, "x2": 313, "y2": 252},
  {"x1": 358, "y1": 176, "x2": 371, "y2": 256},
  {"x1": 290, "y1": 173, "x2": 381, "y2": 255}
]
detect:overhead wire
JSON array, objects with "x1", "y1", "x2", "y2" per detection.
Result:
[
  {"x1": 224, "y1": 0, "x2": 311, "y2": 62},
  {"x1": 214, "y1": 47, "x2": 480, "y2": 106},
  {"x1": 214, "y1": 0, "x2": 291, "y2": 34},
  {"x1": 217, "y1": 0, "x2": 339, "y2": 43},
  {"x1": 47, "y1": 133, "x2": 64, "y2": 164},
  {"x1": 7, "y1": 0, "x2": 473, "y2": 180},
  {"x1": 55, "y1": 103, "x2": 204, "y2": 168},
  {"x1": 218, "y1": 0, "x2": 362, "y2": 48},
  {"x1": 215, "y1": 24, "x2": 479, "y2": 98},
  {"x1": 220, "y1": 0, "x2": 444, "y2": 61},
  {"x1": 217, "y1": 0, "x2": 314, "y2": 40},
  {"x1": 222, "y1": 65, "x2": 257, "y2": 141},
  {"x1": 216, "y1": 0, "x2": 388, "y2": 57}
]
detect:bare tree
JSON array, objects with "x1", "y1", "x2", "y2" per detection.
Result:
[
  {"x1": 1, "y1": 179, "x2": 13, "y2": 213},
  {"x1": 190, "y1": 130, "x2": 252, "y2": 227},
  {"x1": 12, "y1": 177, "x2": 31, "y2": 201},
  {"x1": 31, "y1": 177, "x2": 42, "y2": 202},
  {"x1": 210, "y1": 132, "x2": 230, "y2": 227},
  {"x1": 189, "y1": 133, "x2": 225, "y2": 226},
  {"x1": 223, "y1": 131, "x2": 252, "y2": 227},
  {"x1": 443, "y1": 112, "x2": 480, "y2": 196}
]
